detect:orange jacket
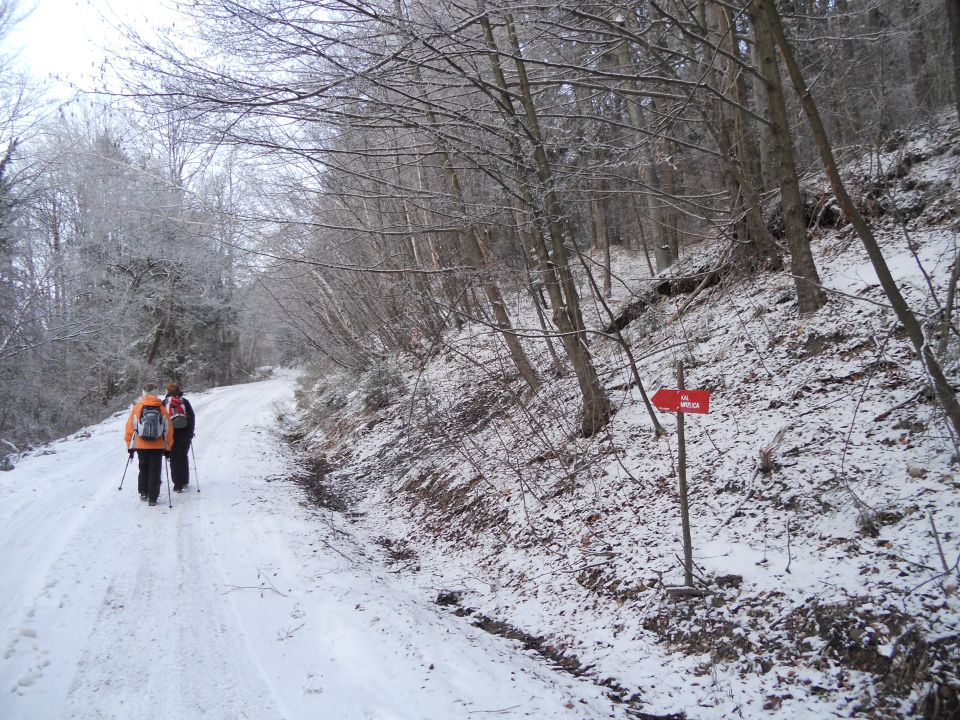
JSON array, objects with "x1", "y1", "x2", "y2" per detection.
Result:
[{"x1": 124, "y1": 395, "x2": 174, "y2": 451}]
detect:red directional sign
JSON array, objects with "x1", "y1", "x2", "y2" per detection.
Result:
[{"x1": 651, "y1": 388, "x2": 711, "y2": 414}]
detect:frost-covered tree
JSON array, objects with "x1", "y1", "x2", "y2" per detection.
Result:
[
  {"x1": 104, "y1": 0, "x2": 960, "y2": 437},
  {"x1": 0, "y1": 96, "x2": 253, "y2": 446}
]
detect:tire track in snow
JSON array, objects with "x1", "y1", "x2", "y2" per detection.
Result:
[{"x1": 60, "y1": 509, "x2": 284, "y2": 720}]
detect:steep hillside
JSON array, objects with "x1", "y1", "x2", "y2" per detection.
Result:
[{"x1": 295, "y1": 120, "x2": 960, "y2": 719}]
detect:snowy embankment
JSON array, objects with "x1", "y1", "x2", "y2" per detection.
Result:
[
  {"x1": 0, "y1": 372, "x2": 624, "y2": 719},
  {"x1": 297, "y1": 124, "x2": 960, "y2": 720}
]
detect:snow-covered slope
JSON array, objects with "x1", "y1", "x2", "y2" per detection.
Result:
[
  {"x1": 0, "y1": 372, "x2": 625, "y2": 719},
  {"x1": 297, "y1": 123, "x2": 960, "y2": 719}
]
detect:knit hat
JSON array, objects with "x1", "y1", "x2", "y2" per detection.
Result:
[
  {"x1": 142, "y1": 383, "x2": 158, "y2": 395},
  {"x1": 166, "y1": 383, "x2": 181, "y2": 394}
]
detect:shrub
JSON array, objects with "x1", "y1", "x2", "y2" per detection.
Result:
[{"x1": 358, "y1": 363, "x2": 405, "y2": 411}]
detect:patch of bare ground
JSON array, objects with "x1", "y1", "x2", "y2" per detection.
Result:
[
  {"x1": 284, "y1": 455, "x2": 347, "y2": 511},
  {"x1": 375, "y1": 536, "x2": 421, "y2": 573},
  {"x1": 280, "y1": 450, "x2": 371, "y2": 519},
  {"x1": 638, "y1": 589, "x2": 960, "y2": 719},
  {"x1": 432, "y1": 592, "x2": 686, "y2": 720},
  {"x1": 782, "y1": 601, "x2": 960, "y2": 720},
  {"x1": 397, "y1": 470, "x2": 507, "y2": 543}
]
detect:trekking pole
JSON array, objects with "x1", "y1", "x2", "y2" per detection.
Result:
[
  {"x1": 118, "y1": 453, "x2": 133, "y2": 491},
  {"x1": 165, "y1": 456, "x2": 173, "y2": 508},
  {"x1": 190, "y1": 442, "x2": 200, "y2": 493}
]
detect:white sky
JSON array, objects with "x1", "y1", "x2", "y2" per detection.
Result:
[{"x1": 4, "y1": 0, "x2": 175, "y2": 92}]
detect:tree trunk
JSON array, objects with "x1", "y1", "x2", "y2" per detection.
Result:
[
  {"x1": 594, "y1": 195, "x2": 612, "y2": 298},
  {"x1": 948, "y1": 0, "x2": 960, "y2": 120},
  {"x1": 660, "y1": 143, "x2": 682, "y2": 263},
  {"x1": 402, "y1": 69, "x2": 539, "y2": 393},
  {"x1": 751, "y1": 0, "x2": 826, "y2": 314},
  {"x1": 437, "y1": 157, "x2": 541, "y2": 395},
  {"x1": 504, "y1": 15, "x2": 610, "y2": 434},
  {"x1": 390, "y1": 132, "x2": 444, "y2": 337},
  {"x1": 572, "y1": 84, "x2": 612, "y2": 299},
  {"x1": 481, "y1": 12, "x2": 610, "y2": 434},
  {"x1": 512, "y1": 203, "x2": 563, "y2": 372},
  {"x1": 633, "y1": 201, "x2": 657, "y2": 277},
  {"x1": 416, "y1": 164, "x2": 465, "y2": 330},
  {"x1": 612, "y1": 29, "x2": 676, "y2": 270},
  {"x1": 705, "y1": 3, "x2": 782, "y2": 269},
  {"x1": 643, "y1": 161, "x2": 676, "y2": 271},
  {"x1": 905, "y1": 1, "x2": 932, "y2": 112},
  {"x1": 750, "y1": 34, "x2": 775, "y2": 193}
]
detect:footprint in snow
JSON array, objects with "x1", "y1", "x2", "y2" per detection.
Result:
[{"x1": 6, "y1": 627, "x2": 50, "y2": 694}]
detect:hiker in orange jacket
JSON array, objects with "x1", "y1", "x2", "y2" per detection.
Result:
[{"x1": 124, "y1": 383, "x2": 174, "y2": 506}]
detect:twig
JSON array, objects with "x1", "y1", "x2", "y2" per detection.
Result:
[
  {"x1": 664, "y1": 585, "x2": 707, "y2": 598},
  {"x1": 906, "y1": 555, "x2": 960, "y2": 596},
  {"x1": 785, "y1": 519, "x2": 793, "y2": 575},
  {"x1": 873, "y1": 389, "x2": 926, "y2": 422},
  {"x1": 669, "y1": 241, "x2": 734, "y2": 323},
  {"x1": 315, "y1": 534, "x2": 355, "y2": 563},
  {"x1": 728, "y1": 299, "x2": 773, "y2": 379},
  {"x1": 929, "y1": 513, "x2": 950, "y2": 574},
  {"x1": 468, "y1": 706, "x2": 522, "y2": 715},
  {"x1": 710, "y1": 487, "x2": 756, "y2": 540},
  {"x1": 837, "y1": 330, "x2": 897, "y2": 514},
  {"x1": 878, "y1": 552, "x2": 938, "y2": 573},
  {"x1": 222, "y1": 584, "x2": 289, "y2": 597},
  {"x1": 276, "y1": 623, "x2": 305, "y2": 641},
  {"x1": 701, "y1": 425, "x2": 722, "y2": 455},
  {"x1": 525, "y1": 559, "x2": 615, "y2": 582}
]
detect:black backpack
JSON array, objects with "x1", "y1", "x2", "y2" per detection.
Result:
[{"x1": 137, "y1": 405, "x2": 164, "y2": 441}]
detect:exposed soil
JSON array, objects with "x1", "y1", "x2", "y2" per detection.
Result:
[{"x1": 288, "y1": 455, "x2": 349, "y2": 513}]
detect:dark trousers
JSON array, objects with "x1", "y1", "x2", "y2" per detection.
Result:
[
  {"x1": 170, "y1": 435, "x2": 191, "y2": 489},
  {"x1": 137, "y1": 450, "x2": 164, "y2": 501}
]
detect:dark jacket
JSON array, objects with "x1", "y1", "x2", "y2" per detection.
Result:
[{"x1": 163, "y1": 392, "x2": 196, "y2": 440}]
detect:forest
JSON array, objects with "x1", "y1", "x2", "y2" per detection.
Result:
[{"x1": 0, "y1": 0, "x2": 955, "y2": 448}]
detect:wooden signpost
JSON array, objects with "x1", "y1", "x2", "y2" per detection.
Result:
[{"x1": 653, "y1": 362, "x2": 712, "y2": 591}]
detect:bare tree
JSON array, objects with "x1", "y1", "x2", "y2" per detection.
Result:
[
  {"x1": 750, "y1": 0, "x2": 826, "y2": 314},
  {"x1": 949, "y1": 0, "x2": 960, "y2": 119}
]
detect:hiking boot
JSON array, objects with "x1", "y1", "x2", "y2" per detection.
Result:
[
  {"x1": 148, "y1": 499, "x2": 157, "y2": 506},
  {"x1": 140, "y1": 493, "x2": 148, "y2": 501},
  {"x1": 173, "y1": 486, "x2": 183, "y2": 493}
]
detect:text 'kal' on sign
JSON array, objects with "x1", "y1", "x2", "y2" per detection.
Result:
[{"x1": 651, "y1": 388, "x2": 711, "y2": 414}]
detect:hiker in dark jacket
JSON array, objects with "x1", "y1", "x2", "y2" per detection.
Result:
[
  {"x1": 163, "y1": 383, "x2": 195, "y2": 492},
  {"x1": 124, "y1": 383, "x2": 174, "y2": 506}
]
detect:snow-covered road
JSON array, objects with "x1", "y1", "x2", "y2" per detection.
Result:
[{"x1": 0, "y1": 374, "x2": 621, "y2": 720}]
